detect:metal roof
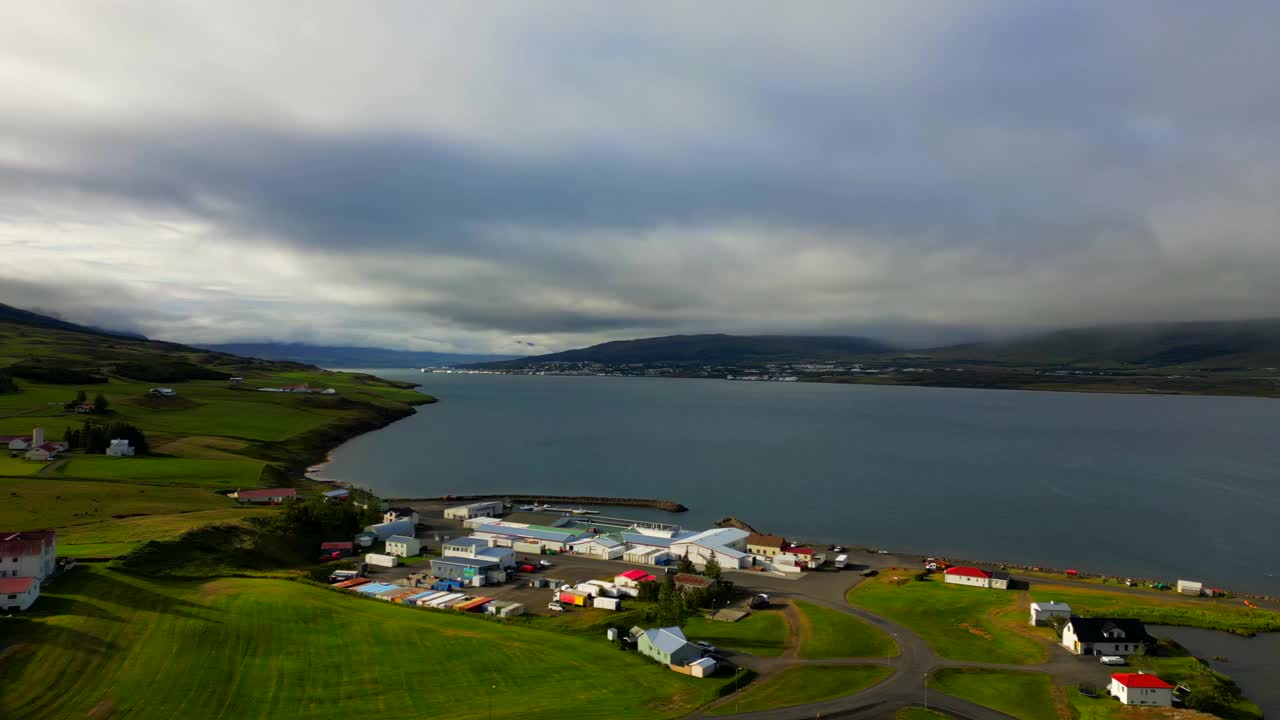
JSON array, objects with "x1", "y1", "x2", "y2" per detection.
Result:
[
  {"x1": 386, "y1": 535, "x2": 417, "y2": 544},
  {"x1": 431, "y1": 555, "x2": 501, "y2": 569},
  {"x1": 444, "y1": 537, "x2": 490, "y2": 550},
  {"x1": 475, "y1": 523, "x2": 580, "y2": 543},
  {"x1": 621, "y1": 532, "x2": 673, "y2": 548},
  {"x1": 643, "y1": 627, "x2": 693, "y2": 656}
]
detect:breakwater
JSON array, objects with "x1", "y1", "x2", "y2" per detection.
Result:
[{"x1": 387, "y1": 493, "x2": 689, "y2": 513}]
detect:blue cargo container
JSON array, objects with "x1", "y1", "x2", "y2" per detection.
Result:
[
  {"x1": 431, "y1": 580, "x2": 463, "y2": 592},
  {"x1": 403, "y1": 591, "x2": 434, "y2": 605}
]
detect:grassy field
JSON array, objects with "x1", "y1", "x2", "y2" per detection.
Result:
[
  {"x1": 0, "y1": 454, "x2": 43, "y2": 476},
  {"x1": 0, "y1": 477, "x2": 235, "y2": 529},
  {"x1": 56, "y1": 455, "x2": 265, "y2": 489},
  {"x1": 708, "y1": 666, "x2": 893, "y2": 716},
  {"x1": 927, "y1": 669, "x2": 1057, "y2": 720},
  {"x1": 684, "y1": 610, "x2": 789, "y2": 657},
  {"x1": 0, "y1": 566, "x2": 732, "y2": 720},
  {"x1": 1030, "y1": 584, "x2": 1280, "y2": 635},
  {"x1": 57, "y1": 508, "x2": 278, "y2": 557},
  {"x1": 847, "y1": 572, "x2": 1045, "y2": 664},
  {"x1": 794, "y1": 600, "x2": 897, "y2": 658}
]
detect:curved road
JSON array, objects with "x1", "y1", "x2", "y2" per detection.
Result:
[{"x1": 684, "y1": 570, "x2": 1073, "y2": 720}]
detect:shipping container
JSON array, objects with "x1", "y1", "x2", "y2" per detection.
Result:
[
  {"x1": 573, "y1": 583, "x2": 599, "y2": 597},
  {"x1": 385, "y1": 588, "x2": 418, "y2": 602},
  {"x1": 592, "y1": 597, "x2": 621, "y2": 611},
  {"x1": 413, "y1": 591, "x2": 447, "y2": 606},
  {"x1": 365, "y1": 553, "x2": 399, "y2": 568},
  {"x1": 558, "y1": 590, "x2": 587, "y2": 606},
  {"x1": 404, "y1": 591, "x2": 435, "y2": 604},
  {"x1": 499, "y1": 603, "x2": 525, "y2": 617},
  {"x1": 427, "y1": 592, "x2": 464, "y2": 608},
  {"x1": 432, "y1": 579, "x2": 463, "y2": 592},
  {"x1": 455, "y1": 597, "x2": 492, "y2": 612},
  {"x1": 438, "y1": 595, "x2": 469, "y2": 609},
  {"x1": 333, "y1": 577, "x2": 371, "y2": 589},
  {"x1": 356, "y1": 583, "x2": 399, "y2": 595}
]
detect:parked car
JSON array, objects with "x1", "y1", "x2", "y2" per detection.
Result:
[
  {"x1": 695, "y1": 641, "x2": 718, "y2": 653},
  {"x1": 517, "y1": 564, "x2": 537, "y2": 573},
  {"x1": 1099, "y1": 656, "x2": 1126, "y2": 666},
  {"x1": 547, "y1": 602, "x2": 565, "y2": 612},
  {"x1": 831, "y1": 545, "x2": 846, "y2": 552},
  {"x1": 539, "y1": 559, "x2": 553, "y2": 567}
]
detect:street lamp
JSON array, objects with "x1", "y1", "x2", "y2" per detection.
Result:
[
  {"x1": 488, "y1": 684, "x2": 496, "y2": 720},
  {"x1": 923, "y1": 673, "x2": 928, "y2": 708}
]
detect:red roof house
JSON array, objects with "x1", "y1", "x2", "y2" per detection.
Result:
[
  {"x1": 945, "y1": 566, "x2": 992, "y2": 579},
  {"x1": 1109, "y1": 673, "x2": 1174, "y2": 706},
  {"x1": 231, "y1": 488, "x2": 298, "y2": 504},
  {"x1": 0, "y1": 576, "x2": 37, "y2": 594},
  {"x1": 943, "y1": 565, "x2": 1010, "y2": 589}
]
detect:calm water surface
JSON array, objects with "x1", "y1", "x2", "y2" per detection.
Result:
[
  {"x1": 1150, "y1": 626, "x2": 1280, "y2": 717},
  {"x1": 322, "y1": 372, "x2": 1280, "y2": 595}
]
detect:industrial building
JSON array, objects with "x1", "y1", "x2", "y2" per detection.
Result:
[
  {"x1": 364, "y1": 518, "x2": 415, "y2": 541},
  {"x1": 443, "y1": 501, "x2": 504, "y2": 521},
  {"x1": 430, "y1": 556, "x2": 507, "y2": 586},
  {"x1": 669, "y1": 527, "x2": 750, "y2": 570},
  {"x1": 471, "y1": 521, "x2": 586, "y2": 553}
]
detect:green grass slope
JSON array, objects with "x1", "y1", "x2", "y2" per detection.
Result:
[
  {"x1": 927, "y1": 669, "x2": 1057, "y2": 720},
  {"x1": 794, "y1": 600, "x2": 897, "y2": 658},
  {"x1": 684, "y1": 610, "x2": 789, "y2": 657},
  {"x1": 708, "y1": 665, "x2": 892, "y2": 716},
  {"x1": 1030, "y1": 585, "x2": 1280, "y2": 635},
  {"x1": 0, "y1": 566, "x2": 731, "y2": 720}
]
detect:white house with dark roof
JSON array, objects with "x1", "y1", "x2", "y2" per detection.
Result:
[{"x1": 1062, "y1": 616, "x2": 1153, "y2": 656}]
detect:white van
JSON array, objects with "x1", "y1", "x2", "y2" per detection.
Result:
[{"x1": 1099, "y1": 656, "x2": 1126, "y2": 666}]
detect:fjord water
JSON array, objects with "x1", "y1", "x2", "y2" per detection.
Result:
[{"x1": 323, "y1": 371, "x2": 1280, "y2": 595}]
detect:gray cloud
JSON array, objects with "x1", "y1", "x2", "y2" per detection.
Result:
[{"x1": 1, "y1": 3, "x2": 1279, "y2": 353}]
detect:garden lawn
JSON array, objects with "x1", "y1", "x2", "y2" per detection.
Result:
[
  {"x1": 0, "y1": 566, "x2": 732, "y2": 720},
  {"x1": 1031, "y1": 585, "x2": 1280, "y2": 635},
  {"x1": 56, "y1": 455, "x2": 265, "y2": 489},
  {"x1": 794, "y1": 600, "x2": 897, "y2": 658},
  {"x1": 928, "y1": 669, "x2": 1057, "y2": 720},
  {"x1": 847, "y1": 572, "x2": 1044, "y2": 664},
  {"x1": 684, "y1": 610, "x2": 789, "y2": 657},
  {"x1": 709, "y1": 666, "x2": 892, "y2": 716},
  {"x1": 1067, "y1": 687, "x2": 1123, "y2": 720},
  {"x1": 0, "y1": 477, "x2": 233, "y2": 530}
]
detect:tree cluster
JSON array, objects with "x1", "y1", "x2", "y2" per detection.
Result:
[
  {"x1": 63, "y1": 420, "x2": 150, "y2": 455},
  {"x1": 62, "y1": 390, "x2": 109, "y2": 413}
]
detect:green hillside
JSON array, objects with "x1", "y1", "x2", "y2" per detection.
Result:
[{"x1": 0, "y1": 311, "x2": 432, "y2": 558}]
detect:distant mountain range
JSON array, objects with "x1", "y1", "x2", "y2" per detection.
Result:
[
  {"x1": 198, "y1": 342, "x2": 518, "y2": 369},
  {"x1": 0, "y1": 301, "x2": 147, "y2": 340},
  {"x1": 468, "y1": 319, "x2": 1280, "y2": 371},
  {"x1": 469, "y1": 333, "x2": 895, "y2": 367}
]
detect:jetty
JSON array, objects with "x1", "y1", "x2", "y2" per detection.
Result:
[{"x1": 386, "y1": 493, "x2": 689, "y2": 513}]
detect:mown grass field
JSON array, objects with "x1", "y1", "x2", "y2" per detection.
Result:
[
  {"x1": 1030, "y1": 584, "x2": 1280, "y2": 635},
  {"x1": 57, "y1": 508, "x2": 279, "y2": 557},
  {"x1": 684, "y1": 610, "x2": 789, "y2": 657},
  {"x1": 708, "y1": 665, "x2": 893, "y2": 716},
  {"x1": 927, "y1": 669, "x2": 1057, "y2": 720},
  {"x1": 56, "y1": 455, "x2": 265, "y2": 489},
  {"x1": 0, "y1": 455, "x2": 42, "y2": 476},
  {"x1": 0, "y1": 566, "x2": 731, "y2": 720},
  {"x1": 794, "y1": 600, "x2": 897, "y2": 658},
  {"x1": 0, "y1": 477, "x2": 234, "y2": 529},
  {"x1": 847, "y1": 572, "x2": 1045, "y2": 664}
]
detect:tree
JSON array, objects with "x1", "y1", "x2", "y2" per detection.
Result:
[
  {"x1": 75, "y1": 390, "x2": 87, "y2": 404},
  {"x1": 703, "y1": 554, "x2": 722, "y2": 580},
  {"x1": 677, "y1": 552, "x2": 695, "y2": 574},
  {"x1": 93, "y1": 393, "x2": 110, "y2": 413}
]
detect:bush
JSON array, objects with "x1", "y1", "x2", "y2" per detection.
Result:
[
  {"x1": 4, "y1": 364, "x2": 108, "y2": 384},
  {"x1": 0, "y1": 372, "x2": 18, "y2": 394},
  {"x1": 113, "y1": 359, "x2": 231, "y2": 382}
]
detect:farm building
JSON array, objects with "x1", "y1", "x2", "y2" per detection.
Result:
[
  {"x1": 472, "y1": 522, "x2": 585, "y2": 553},
  {"x1": 3, "y1": 435, "x2": 32, "y2": 452},
  {"x1": 430, "y1": 556, "x2": 506, "y2": 586},
  {"x1": 364, "y1": 518, "x2": 415, "y2": 541},
  {"x1": 630, "y1": 626, "x2": 702, "y2": 667},
  {"x1": 673, "y1": 573, "x2": 717, "y2": 593},
  {"x1": 1029, "y1": 601, "x2": 1072, "y2": 626},
  {"x1": 384, "y1": 535, "x2": 421, "y2": 558},
  {"x1": 669, "y1": 528, "x2": 751, "y2": 570},
  {"x1": 1109, "y1": 673, "x2": 1173, "y2": 707},
  {"x1": 686, "y1": 657, "x2": 717, "y2": 678},
  {"x1": 1176, "y1": 579, "x2": 1203, "y2": 596},
  {"x1": 569, "y1": 535, "x2": 624, "y2": 560},
  {"x1": 105, "y1": 438, "x2": 135, "y2": 457},
  {"x1": 746, "y1": 533, "x2": 787, "y2": 558},
  {"x1": 231, "y1": 487, "x2": 297, "y2": 505},
  {"x1": 0, "y1": 577, "x2": 41, "y2": 612},
  {"x1": 25, "y1": 441, "x2": 68, "y2": 462},
  {"x1": 384, "y1": 507, "x2": 419, "y2": 525},
  {"x1": 942, "y1": 566, "x2": 1009, "y2": 589},
  {"x1": 443, "y1": 501, "x2": 504, "y2": 521},
  {"x1": 0, "y1": 530, "x2": 57, "y2": 581},
  {"x1": 1061, "y1": 617, "x2": 1153, "y2": 656}
]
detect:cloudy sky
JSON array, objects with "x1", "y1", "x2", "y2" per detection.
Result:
[{"x1": 2, "y1": 2, "x2": 1278, "y2": 353}]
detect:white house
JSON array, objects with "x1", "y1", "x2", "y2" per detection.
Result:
[
  {"x1": 443, "y1": 501, "x2": 504, "y2": 521},
  {"x1": 1061, "y1": 617, "x2": 1152, "y2": 656},
  {"x1": 0, "y1": 530, "x2": 57, "y2": 581},
  {"x1": 3, "y1": 435, "x2": 32, "y2": 452},
  {"x1": 106, "y1": 438, "x2": 135, "y2": 457},
  {"x1": 1109, "y1": 673, "x2": 1173, "y2": 706},
  {"x1": 364, "y1": 518, "x2": 415, "y2": 541},
  {"x1": 148, "y1": 387, "x2": 177, "y2": 397},
  {"x1": 1176, "y1": 579, "x2": 1203, "y2": 596},
  {"x1": 230, "y1": 488, "x2": 297, "y2": 504},
  {"x1": 383, "y1": 507, "x2": 419, "y2": 525},
  {"x1": 384, "y1": 535, "x2": 421, "y2": 558},
  {"x1": 669, "y1": 527, "x2": 751, "y2": 570},
  {"x1": 0, "y1": 576, "x2": 40, "y2": 612},
  {"x1": 943, "y1": 566, "x2": 1010, "y2": 590},
  {"x1": 569, "y1": 535, "x2": 625, "y2": 560},
  {"x1": 1029, "y1": 601, "x2": 1072, "y2": 626}
]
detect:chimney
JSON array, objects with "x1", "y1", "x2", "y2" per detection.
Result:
[{"x1": 32, "y1": 427, "x2": 45, "y2": 446}]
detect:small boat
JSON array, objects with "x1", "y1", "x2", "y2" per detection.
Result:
[
  {"x1": 519, "y1": 505, "x2": 535, "y2": 511},
  {"x1": 570, "y1": 508, "x2": 599, "y2": 516}
]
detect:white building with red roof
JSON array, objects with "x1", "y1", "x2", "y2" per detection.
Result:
[
  {"x1": 1109, "y1": 673, "x2": 1173, "y2": 706},
  {"x1": 0, "y1": 576, "x2": 40, "y2": 612},
  {"x1": 943, "y1": 565, "x2": 1010, "y2": 590},
  {"x1": 1, "y1": 530, "x2": 57, "y2": 581}
]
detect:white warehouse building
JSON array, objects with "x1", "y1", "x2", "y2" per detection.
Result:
[
  {"x1": 669, "y1": 528, "x2": 750, "y2": 570},
  {"x1": 443, "y1": 501, "x2": 504, "y2": 521},
  {"x1": 384, "y1": 535, "x2": 421, "y2": 558}
]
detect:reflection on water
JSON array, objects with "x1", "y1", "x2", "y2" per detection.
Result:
[{"x1": 1150, "y1": 625, "x2": 1279, "y2": 717}]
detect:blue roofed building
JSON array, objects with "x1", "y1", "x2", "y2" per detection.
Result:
[{"x1": 630, "y1": 626, "x2": 702, "y2": 667}]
